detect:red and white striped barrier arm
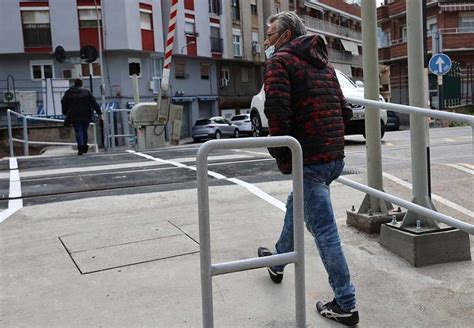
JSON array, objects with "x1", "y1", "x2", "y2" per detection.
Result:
[{"x1": 161, "y1": 0, "x2": 178, "y2": 94}]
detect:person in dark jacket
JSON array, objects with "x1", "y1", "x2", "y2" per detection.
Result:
[
  {"x1": 61, "y1": 79, "x2": 102, "y2": 155},
  {"x1": 256, "y1": 12, "x2": 358, "y2": 326}
]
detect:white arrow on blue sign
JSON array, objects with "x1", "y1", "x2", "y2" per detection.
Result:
[{"x1": 428, "y1": 53, "x2": 452, "y2": 76}]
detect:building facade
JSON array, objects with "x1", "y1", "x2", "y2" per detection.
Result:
[
  {"x1": 295, "y1": 0, "x2": 364, "y2": 79},
  {"x1": 0, "y1": 0, "x2": 165, "y2": 118},
  {"x1": 377, "y1": 0, "x2": 474, "y2": 108}
]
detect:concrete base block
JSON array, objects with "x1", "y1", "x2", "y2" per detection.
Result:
[
  {"x1": 346, "y1": 210, "x2": 405, "y2": 234},
  {"x1": 380, "y1": 225, "x2": 471, "y2": 267}
]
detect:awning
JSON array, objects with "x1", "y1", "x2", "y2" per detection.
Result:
[
  {"x1": 197, "y1": 96, "x2": 218, "y2": 101},
  {"x1": 341, "y1": 39, "x2": 360, "y2": 56},
  {"x1": 172, "y1": 96, "x2": 196, "y2": 103},
  {"x1": 331, "y1": 63, "x2": 352, "y2": 77}
]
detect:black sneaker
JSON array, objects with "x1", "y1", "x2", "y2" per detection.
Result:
[
  {"x1": 316, "y1": 299, "x2": 359, "y2": 326},
  {"x1": 257, "y1": 246, "x2": 284, "y2": 284}
]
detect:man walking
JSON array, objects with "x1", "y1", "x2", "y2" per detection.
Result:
[
  {"x1": 61, "y1": 79, "x2": 102, "y2": 155},
  {"x1": 257, "y1": 11, "x2": 358, "y2": 326}
]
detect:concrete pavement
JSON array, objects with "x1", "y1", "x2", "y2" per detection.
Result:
[{"x1": 1, "y1": 169, "x2": 473, "y2": 327}]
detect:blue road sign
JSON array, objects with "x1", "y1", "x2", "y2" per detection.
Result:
[{"x1": 429, "y1": 53, "x2": 452, "y2": 75}]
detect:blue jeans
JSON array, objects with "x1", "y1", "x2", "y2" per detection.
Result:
[
  {"x1": 274, "y1": 160, "x2": 356, "y2": 311},
  {"x1": 73, "y1": 122, "x2": 89, "y2": 147}
]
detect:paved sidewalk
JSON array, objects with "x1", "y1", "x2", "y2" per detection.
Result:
[{"x1": 0, "y1": 174, "x2": 473, "y2": 327}]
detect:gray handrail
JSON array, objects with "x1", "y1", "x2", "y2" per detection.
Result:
[
  {"x1": 337, "y1": 177, "x2": 474, "y2": 234},
  {"x1": 196, "y1": 136, "x2": 306, "y2": 328},
  {"x1": 346, "y1": 96, "x2": 474, "y2": 125},
  {"x1": 7, "y1": 109, "x2": 99, "y2": 156}
]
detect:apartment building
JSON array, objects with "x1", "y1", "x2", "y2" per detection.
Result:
[
  {"x1": 0, "y1": 0, "x2": 165, "y2": 118},
  {"x1": 215, "y1": 0, "x2": 266, "y2": 120},
  {"x1": 296, "y1": 0, "x2": 364, "y2": 79},
  {"x1": 377, "y1": 0, "x2": 474, "y2": 107}
]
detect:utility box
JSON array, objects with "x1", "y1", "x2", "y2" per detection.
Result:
[{"x1": 129, "y1": 97, "x2": 172, "y2": 150}]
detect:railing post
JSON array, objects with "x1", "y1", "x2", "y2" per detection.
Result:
[
  {"x1": 92, "y1": 123, "x2": 99, "y2": 153},
  {"x1": 22, "y1": 116, "x2": 29, "y2": 156},
  {"x1": 109, "y1": 109, "x2": 116, "y2": 150},
  {"x1": 7, "y1": 110, "x2": 14, "y2": 157}
]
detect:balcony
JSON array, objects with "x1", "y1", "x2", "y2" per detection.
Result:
[
  {"x1": 303, "y1": 15, "x2": 362, "y2": 41},
  {"x1": 210, "y1": 37, "x2": 223, "y2": 53},
  {"x1": 327, "y1": 48, "x2": 362, "y2": 66},
  {"x1": 377, "y1": 5, "x2": 389, "y2": 21},
  {"x1": 378, "y1": 28, "x2": 474, "y2": 62}
]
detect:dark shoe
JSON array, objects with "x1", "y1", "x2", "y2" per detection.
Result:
[
  {"x1": 77, "y1": 145, "x2": 84, "y2": 156},
  {"x1": 84, "y1": 144, "x2": 89, "y2": 153},
  {"x1": 316, "y1": 299, "x2": 359, "y2": 326},
  {"x1": 257, "y1": 246, "x2": 284, "y2": 284}
]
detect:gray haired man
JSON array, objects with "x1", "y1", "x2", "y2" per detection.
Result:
[{"x1": 257, "y1": 11, "x2": 359, "y2": 326}]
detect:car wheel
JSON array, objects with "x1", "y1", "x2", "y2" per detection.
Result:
[
  {"x1": 362, "y1": 121, "x2": 386, "y2": 139},
  {"x1": 215, "y1": 130, "x2": 222, "y2": 139},
  {"x1": 251, "y1": 111, "x2": 262, "y2": 137},
  {"x1": 234, "y1": 129, "x2": 240, "y2": 138},
  {"x1": 193, "y1": 137, "x2": 201, "y2": 143}
]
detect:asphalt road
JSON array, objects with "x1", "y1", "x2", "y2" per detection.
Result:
[{"x1": 1, "y1": 127, "x2": 472, "y2": 221}]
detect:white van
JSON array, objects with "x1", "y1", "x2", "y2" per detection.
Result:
[{"x1": 249, "y1": 69, "x2": 387, "y2": 138}]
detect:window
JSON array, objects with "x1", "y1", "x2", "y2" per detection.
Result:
[
  {"x1": 459, "y1": 15, "x2": 474, "y2": 32},
  {"x1": 209, "y1": 0, "x2": 220, "y2": 15},
  {"x1": 21, "y1": 10, "x2": 51, "y2": 48},
  {"x1": 128, "y1": 58, "x2": 142, "y2": 77},
  {"x1": 241, "y1": 68, "x2": 249, "y2": 83},
  {"x1": 252, "y1": 32, "x2": 261, "y2": 54},
  {"x1": 140, "y1": 11, "x2": 152, "y2": 30},
  {"x1": 78, "y1": 8, "x2": 102, "y2": 28},
  {"x1": 175, "y1": 60, "x2": 186, "y2": 79},
  {"x1": 231, "y1": 0, "x2": 240, "y2": 20},
  {"x1": 201, "y1": 63, "x2": 210, "y2": 80},
  {"x1": 30, "y1": 60, "x2": 54, "y2": 80},
  {"x1": 232, "y1": 29, "x2": 242, "y2": 57},
  {"x1": 81, "y1": 61, "x2": 101, "y2": 78},
  {"x1": 221, "y1": 67, "x2": 230, "y2": 86},
  {"x1": 401, "y1": 25, "x2": 407, "y2": 41},
  {"x1": 210, "y1": 27, "x2": 222, "y2": 52},
  {"x1": 251, "y1": 5, "x2": 257, "y2": 15},
  {"x1": 426, "y1": 16, "x2": 437, "y2": 36},
  {"x1": 185, "y1": 21, "x2": 195, "y2": 35}
]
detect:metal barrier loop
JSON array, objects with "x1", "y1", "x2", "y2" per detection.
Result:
[
  {"x1": 196, "y1": 136, "x2": 306, "y2": 328},
  {"x1": 6, "y1": 109, "x2": 99, "y2": 156}
]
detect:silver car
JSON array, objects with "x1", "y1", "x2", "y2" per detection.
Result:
[
  {"x1": 192, "y1": 116, "x2": 240, "y2": 142},
  {"x1": 230, "y1": 114, "x2": 252, "y2": 135}
]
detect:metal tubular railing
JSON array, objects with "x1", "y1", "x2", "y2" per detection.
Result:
[
  {"x1": 6, "y1": 109, "x2": 99, "y2": 157},
  {"x1": 344, "y1": 96, "x2": 474, "y2": 233},
  {"x1": 196, "y1": 136, "x2": 306, "y2": 328},
  {"x1": 104, "y1": 108, "x2": 136, "y2": 150},
  {"x1": 337, "y1": 177, "x2": 474, "y2": 234}
]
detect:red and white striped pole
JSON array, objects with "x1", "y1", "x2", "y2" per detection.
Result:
[{"x1": 161, "y1": 0, "x2": 179, "y2": 95}]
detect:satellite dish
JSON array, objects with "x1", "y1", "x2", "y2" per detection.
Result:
[
  {"x1": 53, "y1": 45, "x2": 67, "y2": 63},
  {"x1": 80, "y1": 45, "x2": 99, "y2": 63}
]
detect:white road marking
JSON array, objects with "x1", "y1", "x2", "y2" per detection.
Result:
[
  {"x1": 0, "y1": 158, "x2": 23, "y2": 224},
  {"x1": 128, "y1": 150, "x2": 287, "y2": 212},
  {"x1": 459, "y1": 163, "x2": 474, "y2": 170},
  {"x1": 444, "y1": 138, "x2": 456, "y2": 142},
  {"x1": 382, "y1": 172, "x2": 474, "y2": 218},
  {"x1": 445, "y1": 164, "x2": 474, "y2": 175}
]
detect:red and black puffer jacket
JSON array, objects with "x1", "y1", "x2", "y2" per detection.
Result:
[{"x1": 264, "y1": 34, "x2": 352, "y2": 174}]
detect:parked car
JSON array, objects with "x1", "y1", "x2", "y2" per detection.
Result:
[
  {"x1": 386, "y1": 111, "x2": 400, "y2": 131},
  {"x1": 230, "y1": 114, "x2": 252, "y2": 135},
  {"x1": 191, "y1": 116, "x2": 239, "y2": 142},
  {"x1": 249, "y1": 68, "x2": 388, "y2": 138}
]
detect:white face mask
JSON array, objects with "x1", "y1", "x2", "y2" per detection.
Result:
[
  {"x1": 264, "y1": 31, "x2": 288, "y2": 60},
  {"x1": 265, "y1": 45, "x2": 275, "y2": 59}
]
